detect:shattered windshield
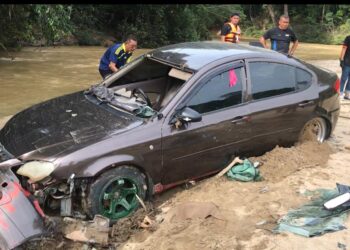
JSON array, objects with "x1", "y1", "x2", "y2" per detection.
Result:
[
  {"x1": 85, "y1": 55, "x2": 191, "y2": 118},
  {"x1": 84, "y1": 85, "x2": 157, "y2": 118}
]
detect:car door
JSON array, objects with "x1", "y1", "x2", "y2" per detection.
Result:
[
  {"x1": 245, "y1": 60, "x2": 318, "y2": 155},
  {"x1": 161, "y1": 61, "x2": 251, "y2": 185}
]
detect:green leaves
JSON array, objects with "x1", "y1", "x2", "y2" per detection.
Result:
[
  {"x1": 2, "y1": 4, "x2": 350, "y2": 49},
  {"x1": 33, "y1": 4, "x2": 73, "y2": 44}
]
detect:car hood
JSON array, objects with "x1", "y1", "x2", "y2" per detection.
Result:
[{"x1": 0, "y1": 91, "x2": 143, "y2": 161}]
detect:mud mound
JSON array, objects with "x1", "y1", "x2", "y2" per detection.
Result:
[{"x1": 252, "y1": 141, "x2": 333, "y2": 182}]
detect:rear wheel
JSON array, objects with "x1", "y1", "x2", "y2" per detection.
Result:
[
  {"x1": 299, "y1": 117, "x2": 327, "y2": 143},
  {"x1": 86, "y1": 166, "x2": 147, "y2": 222}
]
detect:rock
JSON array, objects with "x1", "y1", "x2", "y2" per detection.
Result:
[{"x1": 63, "y1": 215, "x2": 110, "y2": 245}]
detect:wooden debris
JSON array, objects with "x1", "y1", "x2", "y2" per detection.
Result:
[{"x1": 215, "y1": 157, "x2": 243, "y2": 178}]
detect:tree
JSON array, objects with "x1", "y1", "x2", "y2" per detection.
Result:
[
  {"x1": 266, "y1": 4, "x2": 277, "y2": 26},
  {"x1": 284, "y1": 4, "x2": 288, "y2": 16}
]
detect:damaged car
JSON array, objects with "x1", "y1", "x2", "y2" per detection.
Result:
[{"x1": 0, "y1": 41, "x2": 340, "y2": 223}]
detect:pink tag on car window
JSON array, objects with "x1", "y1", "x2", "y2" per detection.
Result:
[{"x1": 229, "y1": 69, "x2": 237, "y2": 87}]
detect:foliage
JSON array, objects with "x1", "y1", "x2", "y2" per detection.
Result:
[
  {"x1": 1, "y1": 4, "x2": 350, "y2": 49},
  {"x1": 33, "y1": 5, "x2": 73, "y2": 44},
  {"x1": 0, "y1": 5, "x2": 33, "y2": 48}
]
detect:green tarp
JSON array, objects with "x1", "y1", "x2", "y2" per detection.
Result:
[
  {"x1": 226, "y1": 159, "x2": 262, "y2": 182},
  {"x1": 275, "y1": 188, "x2": 350, "y2": 237}
]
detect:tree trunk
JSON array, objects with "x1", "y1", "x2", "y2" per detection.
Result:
[
  {"x1": 267, "y1": 5, "x2": 277, "y2": 26},
  {"x1": 284, "y1": 4, "x2": 288, "y2": 16},
  {"x1": 321, "y1": 4, "x2": 325, "y2": 24},
  {"x1": 249, "y1": 5, "x2": 254, "y2": 23}
]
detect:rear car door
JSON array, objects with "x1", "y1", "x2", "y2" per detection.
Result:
[
  {"x1": 245, "y1": 60, "x2": 318, "y2": 155},
  {"x1": 161, "y1": 62, "x2": 251, "y2": 184}
]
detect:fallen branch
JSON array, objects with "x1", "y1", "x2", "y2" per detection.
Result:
[
  {"x1": 339, "y1": 115, "x2": 350, "y2": 120},
  {"x1": 215, "y1": 157, "x2": 243, "y2": 178},
  {"x1": 135, "y1": 193, "x2": 147, "y2": 212}
]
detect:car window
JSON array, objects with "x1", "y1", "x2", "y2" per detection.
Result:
[
  {"x1": 249, "y1": 62, "x2": 296, "y2": 100},
  {"x1": 186, "y1": 67, "x2": 243, "y2": 114},
  {"x1": 296, "y1": 68, "x2": 312, "y2": 91}
]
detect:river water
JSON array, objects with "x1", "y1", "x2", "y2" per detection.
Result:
[{"x1": 0, "y1": 46, "x2": 149, "y2": 119}]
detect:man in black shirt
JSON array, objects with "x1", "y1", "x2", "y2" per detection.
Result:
[
  {"x1": 339, "y1": 35, "x2": 350, "y2": 99},
  {"x1": 259, "y1": 15, "x2": 299, "y2": 56}
]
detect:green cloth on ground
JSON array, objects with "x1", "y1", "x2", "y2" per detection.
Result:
[
  {"x1": 226, "y1": 159, "x2": 262, "y2": 182},
  {"x1": 275, "y1": 189, "x2": 350, "y2": 237}
]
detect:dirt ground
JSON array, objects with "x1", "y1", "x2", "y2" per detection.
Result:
[
  {"x1": 119, "y1": 107, "x2": 350, "y2": 250},
  {"x1": 4, "y1": 59, "x2": 350, "y2": 250}
]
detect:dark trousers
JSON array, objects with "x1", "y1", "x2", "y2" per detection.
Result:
[
  {"x1": 99, "y1": 68, "x2": 112, "y2": 79},
  {"x1": 340, "y1": 65, "x2": 350, "y2": 94}
]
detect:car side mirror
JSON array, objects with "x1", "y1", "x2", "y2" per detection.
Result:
[{"x1": 170, "y1": 107, "x2": 202, "y2": 126}]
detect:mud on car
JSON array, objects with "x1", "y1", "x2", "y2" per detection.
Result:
[{"x1": 0, "y1": 41, "x2": 340, "y2": 224}]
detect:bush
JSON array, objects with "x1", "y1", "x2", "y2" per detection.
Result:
[
  {"x1": 243, "y1": 26, "x2": 265, "y2": 38},
  {"x1": 74, "y1": 30, "x2": 101, "y2": 46},
  {"x1": 292, "y1": 23, "x2": 331, "y2": 44},
  {"x1": 330, "y1": 19, "x2": 350, "y2": 44}
]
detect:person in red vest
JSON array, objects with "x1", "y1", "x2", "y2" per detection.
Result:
[{"x1": 220, "y1": 13, "x2": 241, "y2": 43}]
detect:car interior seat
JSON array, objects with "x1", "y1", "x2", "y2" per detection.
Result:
[{"x1": 158, "y1": 78, "x2": 183, "y2": 110}]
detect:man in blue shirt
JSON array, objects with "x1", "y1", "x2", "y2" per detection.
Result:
[{"x1": 99, "y1": 35, "x2": 137, "y2": 79}]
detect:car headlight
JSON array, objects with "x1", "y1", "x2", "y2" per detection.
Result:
[{"x1": 17, "y1": 161, "x2": 55, "y2": 183}]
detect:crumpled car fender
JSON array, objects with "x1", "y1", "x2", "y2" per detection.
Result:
[{"x1": 54, "y1": 153, "x2": 146, "y2": 178}]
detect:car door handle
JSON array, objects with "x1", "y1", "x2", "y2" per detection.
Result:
[
  {"x1": 298, "y1": 100, "x2": 315, "y2": 107},
  {"x1": 231, "y1": 116, "x2": 250, "y2": 124}
]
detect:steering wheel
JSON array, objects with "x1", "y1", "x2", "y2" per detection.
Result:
[{"x1": 131, "y1": 88, "x2": 152, "y2": 107}]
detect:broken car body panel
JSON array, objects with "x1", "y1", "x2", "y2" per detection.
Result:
[{"x1": 0, "y1": 163, "x2": 45, "y2": 250}]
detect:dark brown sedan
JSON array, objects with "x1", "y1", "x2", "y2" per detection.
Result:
[{"x1": 0, "y1": 41, "x2": 340, "y2": 222}]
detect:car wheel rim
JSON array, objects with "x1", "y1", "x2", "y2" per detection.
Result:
[
  {"x1": 301, "y1": 118, "x2": 327, "y2": 143},
  {"x1": 99, "y1": 177, "x2": 139, "y2": 220}
]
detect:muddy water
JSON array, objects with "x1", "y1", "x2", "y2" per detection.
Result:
[{"x1": 0, "y1": 46, "x2": 149, "y2": 119}]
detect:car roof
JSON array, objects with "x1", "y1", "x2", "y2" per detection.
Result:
[{"x1": 148, "y1": 41, "x2": 292, "y2": 71}]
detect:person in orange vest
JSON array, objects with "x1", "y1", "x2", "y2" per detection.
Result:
[{"x1": 220, "y1": 13, "x2": 241, "y2": 43}]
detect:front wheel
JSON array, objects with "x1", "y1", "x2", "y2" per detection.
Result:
[
  {"x1": 299, "y1": 117, "x2": 328, "y2": 143},
  {"x1": 86, "y1": 166, "x2": 147, "y2": 222}
]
